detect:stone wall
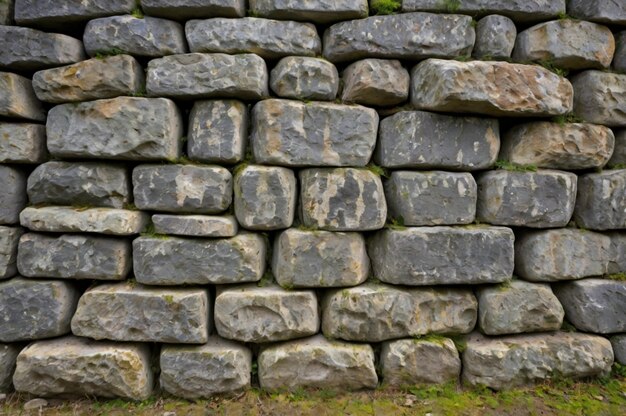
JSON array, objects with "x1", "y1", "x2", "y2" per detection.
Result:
[{"x1": 0, "y1": 0, "x2": 625, "y2": 399}]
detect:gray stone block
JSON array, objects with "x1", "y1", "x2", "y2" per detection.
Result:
[
  {"x1": 160, "y1": 337, "x2": 251, "y2": 398},
  {"x1": 0, "y1": 123, "x2": 46, "y2": 164},
  {"x1": 152, "y1": 214, "x2": 238, "y2": 237},
  {"x1": 234, "y1": 165, "x2": 296, "y2": 230},
  {"x1": 0, "y1": 72, "x2": 45, "y2": 122},
  {"x1": 614, "y1": 31, "x2": 626, "y2": 73},
  {"x1": 249, "y1": 0, "x2": 368, "y2": 24},
  {"x1": 476, "y1": 170, "x2": 577, "y2": 228},
  {"x1": 13, "y1": 336, "x2": 153, "y2": 400},
  {"x1": 215, "y1": 284, "x2": 318, "y2": 343},
  {"x1": 0, "y1": 1, "x2": 12, "y2": 25},
  {"x1": 258, "y1": 335, "x2": 378, "y2": 391},
  {"x1": 473, "y1": 15, "x2": 516, "y2": 59},
  {"x1": 27, "y1": 161, "x2": 131, "y2": 209},
  {"x1": 341, "y1": 59, "x2": 409, "y2": 106},
  {"x1": 0, "y1": 226, "x2": 22, "y2": 279},
  {"x1": 323, "y1": 12, "x2": 474, "y2": 63},
  {"x1": 186, "y1": 17, "x2": 321, "y2": 59},
  {"x1": 0, "y1": 343, "x2": 20, "y2": 393},
  {"x1": 84, "y1": 15, "x2": 187, "y2": 58},
  {"x1": 568, "y1": 0, "x2": 626, "y2": 25},
  {"x1": 71, "y1": 283, "x2": 211, "y2": 344},
  {"x1": 270, "y1": 57, "x2": 338, "y2": 101},
  {"x1": 146, "y1": 53, "x2": 268, "y2": 100},
  {"x1": 272, "y1": 228, "x2": 369, "y2": 289},
  {"x1": 384, "y1": 171, "x2": 477, "y2": 226},
  {"x1": 142, "y1": 0, "x2": 245, "y2": 20},
  {"x1": 369, "y1": 226, "x2": 514, "y2": 285},
  {"x1": 133, "y1": 234, "x2": 266, "y2": 285},
  {"x1": 574, "y1": 170, "x2": 626, "y2": 230},
  {"x1": 608, "y1": 232, "x2": 626, "y2": 274},
  {"x1": 375, "y1": 111, "x2": 499, "y2": 170},
  {"x1": 47, "y1": 97, "x2": 183, "y2": 161},
  {"x1": 188, "y1": 100, "x2": 247, "y2": 164},
  {"x1": 571, "y1": 71, "x2": 626, "y2": 127},
  {"x1": 608, "y1": 130, "x2": 626, "y2": 168},
  {"x1": 0, "y1": 166, "x2": 27, "y2": 225},
  {"x1": 251, "y1": 99, "x2": 378, "y2": 167},
  {"x1": 515, "y1": 229, "x2": 611, "y2": 282},
  {"x1": 133, "y1": 164, "x2": 232, "y2": 214},
  {"x1": 322, "y1": 283, "x2": 477, "y2": 342},
  {"x1": 300, "y1": 168, "x2": 387, "y2": 231},
  {"x1": 462, "y1": 332, "x2": 614, "y2": 389},
  {"x1": 14, "y1": 0, "x2": 135, "y2": 27},
  {"x1": 611, "y1": 335, "x2": 626, "y2": 365},
  {"x1": 0, "y1": 277, "x2": 78, "y2": 342},
  {"x1": 17, "y1": 233, "x2": 131, "y2": 280}
]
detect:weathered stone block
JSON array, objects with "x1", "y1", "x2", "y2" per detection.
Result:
[
  {"x1": 17, "y1": 233, "x2": 131, "y2": 280},
  {"x1": 0, "y1": 72, "x2": 45, "y2": 122},
  {"x1": 142, "y1": 0, "x2": 245, "y2": 20},
  {"x1": 160, "y1": 337, "x2": 251, "y2": 398},
  {"x1": 323, "y1": 12, "x2": 474, "y2": 63},
  {"x1": 568, "y1": 0, "x2": 626, "y2": 25},
  {"x1": 14, "y1": 0, "x2": 135, "y2": 27},
  {"x1": 249, "y1": 0, "x2": 368, "y2": 24},
  {"x1": 0, "y1": 1, "x2": 12, "y2": 25},
  {"x1": 411, "y1": 59, "x2": 573, "y2": 117},
  {"x1": 369, "y1": 226, "x2": 514, "y2": 285},
  {"x1": 84, "y1": 15, "x2": 187, "y2": 58},
  {"x1": 571, "y1": 71, "x2": 626, "y2": 127},
  {"x1": 515, "y1": 229, "x2": 611, "y2": 282},
  {"x1": 608, "y1": 130, "x2": 626, "y2": 168},
  {"x1": 72, "y1": 283, "x2": 210, "y2": 343},
  {"x1": 27, "y1": 161, "x2": 131, "y2": 209},
  {"x1": 0, "y1": 123, "x2": 46, "y2": 164},
  {"x1": 611, "y1": 335, "x2": 626, "y2": 365},
  {"x1": 0, "y1": 344, "x2": 20, "y2": 393},
  {"x1": 0, "y1": 226, "x2": 22, "y2": 279},
  {"x1": 234, "y1": 165, "x2": 296, "y2": 230},
  {"x1": 270, "y1": 57, "x2": 338, "y2": 101},
  {"x1": 608, "y1": 232, "x2": 626, "y2": 274},
  {"x1": 462, "y1": 332, "x2": 614, "y2": 389},
  {"x1": 614, "y1": 32, "x2": 626, "y2": 73},
  {"x1": 133, "y1": 164, "x2": 232, "y2": 214},
  {"x1": 0, "y1": 277, "x2": 78, "y2": 342},
  {"x1": 188, "y1": 100, "x2": 247, "y2": 164},
  {"x1": 574, "y1": 170, "x2": 626, "y2": 230},
  {"x1": 322, "y1": 284, "x2": 477, "y2": 342},
  {"x1": 13, "y1": 336, "x2": 153, "y2": 400},
  {"x1": 385, "y1": 171, "x2": 477, "y2": 226},
  {"x1": 272, "y1": 229, "x2": 368, "y2": 289},
  {"x1": 251, "y1": 99, "x2": 378, "y2": 167},
  {"x1": 554, "y1": 279, "x2": 626, "y2": 334},
  {"x1": 47, "y1": 97, "x2": 182, "y2": 161},
  {"x1": 146, "y1": 53, "x2": 268, "y2": 100},
  {"x1": 258, "y1": 335, "x2": 378, "y2": 391},
  {"x1": 215, "y1": 284, "x2": 318, "y2": 343},
  {"x1": 380, "y1": 338, "x2": 461, "y2": 386},
  {"x1": 476, "y1": 170, "x2": 577, "y2": 228},
  {"x1": 133, "y1": 234, "x2": 266, "y2": 285},
  {"x1": 20, "y1": 207, "x2": 149, "y2": 235},
  {"x1": 341, "y1": 59, "x2": 409, "y2": 106},
  {"x1": 473, "y1": 15, "x2": 516, "y2": 59},
  {"x1": 375, "y1": 111, "x2": 499, "y2": 170},
  {"x1": 0, "y1": 166, "x2": 27, "y2": 225},
  {"x1": 300, "y1": 168, "x2": 387, "y2": 231},
  {"x1": 152, "y1": 214, "x2": 238, "y2": 237}
]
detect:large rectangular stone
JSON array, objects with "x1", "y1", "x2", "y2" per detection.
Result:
[
  {"x1": 608, "y1": 130, "x2": 626, "y2": 168},
  {"x1": 568, "y1": 0, "x2": 626, "y2": 25},
  {"x1": 0, "y1": 72, "x2": 45, "y2": 122},
  {"x1": 271, "y1": 56, "x2": 339, "y2": 101},
  {"x1": 608, "y1": 232, "x2": 626, "y2": 274},
  {"x1": 0, "y1": 166, "x2": 27, "y2": 225},
  {"x1": 0, "y1": 226, "x2": 22, "y2": 279},
  {"x1": 152, "y1": 214, "x2": 238, "y2": 237},
  {"x1": 571, "y1": 71, "x2": 626, "y2": 127},
  {"x1": 574, "y1": 170, "x2": 626, "y2": 230},
  {"x1": 614, "y1": 32, "x2": 626, "y2": 73},
  {"x1": 142, "y1": 0, "x2": 245, "y2": 20},
  {"x1": 0, "y1": 343, "x2": 20, "y2": 393},
  {"x1": 250, "y1": 0, "x2": 367, "y2": 24},
  {"x1": 14, "y1": 0, "x2": 135, "y2": 27},
  {"x1": 0, "y1": 123, "x2": 46, "y2": 164}
]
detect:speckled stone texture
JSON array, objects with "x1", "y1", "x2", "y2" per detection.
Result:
[
  {"x1": 571, "y1": 71, "x2": 626, "y2": 127},
  {"x1": 0, "y1": 123, "x2": 46, "y2": 164},
  {"x1": 473, "y1": 15, "x2": 516, "y2": 59},
  {"x1": 142, "y1": 0, "x2": 245, "y2": 20},
  {"x1": 0, "y1": 226, "x2": 22, "y2": 280},
  {"x1": 14, "y1": 0, "x2": 135, "y2": 27},
  {"x1": 574, "y1": 170, "x2": 626, "y2": 230},
  {"x1": 249, "y1": 0, "x2": 368, "y2": 24},
  {"x1": 270, "y1": 57, "x2": 338, "y2": 101},
  {"x1": 0, "y1": 72, "x2": 45, "y2": 122}
]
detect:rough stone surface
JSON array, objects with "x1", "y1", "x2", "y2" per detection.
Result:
[
  {"x1": 0, "y1": 1, "x2": 12, "y2": 25},
  {"x1": 341, "y1": 59, "x2": 409, "y2": 106},
  {"x1": 188, "y1": 100, "x2": 247, "y2": 164},
  {"x1": 160, "y1": 337, "x2": 251, "y2": 399},
  {"x1": 411, "y1": 59, "x2": 573, "y2": 117},
  {"x1": 385, "y1": 171, "x2": 477, "y2": 226},
  {"x1": 14, "y1": 0, "x2": 135, "y2": 27},
  {"x1": 611, "y1": 335, "x2": 626, "y2": 365},
  {"x1": 249, "y1": 0, "x2": 368, "y2": 24},
  {"x1": 17, "y1": 233, "x2": 131, "y2": 281},
  {"x1": 27, "y1": 162, "x2": 131, "y2": 209},
  {"x1": 0, "y1": 226, "x2": 22, "y2": 279},
  {"x1": 0, "y1": 166, "x2": 27, "y2": 225},
  {"x1": 473, "y1": 15, "x2": 516, "y2": 59},
  {"x1": 369, "y1": 226, "x2": 514, "y2": 285},
  {"x1": 251, "y1": 99, "x2": 378, "y2": 167},
  {"x1": 32, "y1": 55, "x2": 145, "y2": 103},
  {"x1": 462, "y1": 332, "x2": 614, "y2": 389},
  {"x1": 133, "y1": 234, "x2": 266, "y2": 285},
  {"x1": 13, "y1": 336, "x2": 152, "y2": 400},
  {"x1": 272, "y1": 228, "x2": 368, "y2": 288},
  {"x1": 614, "y1": 31, "x2": 626, "y2": 72},
  {"x1": 571, "y1": 71, "x2": 626, "y2": 127},
  {"x1": 71, "y1": 283, "x2": 210, "y2": 343},
  {"x1": 476, "y1": 170, "x2": 577, "y2": 228},
  {"x1": 0, "y1": 26, "x2": 85, "y2": 71},
  {"x1": 500, "y1": 122, "x2": 615, "y2": 170},
  {"x1": 574, "y1": 170, "x2": 626, "y2": 230},
  {"x1": 322, "y1": 284, "x2": 477, "y2": 342},
  {"x1": 0, "y1": 123, "x2": 46, "y2": 164},
  {"x1": 133, "y1": 164, "x2": 232, "y2": 214},
  {"x1": 214, "y1": 284, "x2": 319, "y2": 343},
  {"x1": 186, "y1": 17, "x2": 321, "y2": 59},
  {"x1": 152, "y1": 214, "x2": 238, "y2": 237},
  {"x1": 146, "y1": 53, "x2": 268, "y2": 100},
  {"x1": 477, "y1": 281, "x2": 564, "y2": 335},
  {"x1": 514, "y1": 229, "x2": 611, "y2": 282},
  {"x1": 608, "y1": 232, "x2": 626, "y2": 274},
  {"x1": 20, "y1": 207, "x2": 149, "y2": 236},
  {"x1": 142, "y1": 0, "x2": 245, "y2": 20},
  {"x1": 234, "y1": 165, "x2": 296, "y2": 230},
  {"x1": 299, "y1": 168, "x2": 387, "y2": 231},
  {"x1": 270, "y1": 57, "x2": 338, "y2": 101},
  {"x1": 0, "y1": 343, "x2": 20, "y2": 392},
  {"x1": 568, "y1": 0, "x2": 626, "y2": 25},
  {"x1": 554, "y1": 279, "x2": 626, "y2": 334},
  {"x1": 0, "y1": 72, "x2": 45, "y2": 122},
  {"x1": 323, "y1": 12, "x2": 474, "y2": 63},
  {"x1": 84, "y1": 15, "x2": 187, "y2": 58},
  {"x1": 258, "y1": 335, "x2": 378, "y2": 391},
  {"x1": 380, "y1": 338, "x2": 461, "y2": 386},
  {"x1": 375, "y1": 111, "x2": 499, "y2": 170},
  {"x1": 608, "y1": 130, "x2": 626, "y2": 168},
  {"x1": 47, "y1": 97, "x2": 183, "y2": 161},
  {"x1": 0, "y1": 277, "x2": 78, "y2": 342}
]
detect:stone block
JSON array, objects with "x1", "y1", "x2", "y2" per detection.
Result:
[
  {"x1": 611, "y1": 335, "x2": 626, "y2": 365},
  {"x1": 0, "y1": 1, "x2": 12, "y2": 25},
  {"x1": 608, "y1": 232, "x2": 626, "y2": 274},
  {"x1": 14, "y1": 0, "x2": 135, "y2": 27},
  {"x1": 0, "y1": 344, "x2": 20, "y2": 392},
  {"x1": 0, "y1": 166, "x2": 27, "y2": 225},
  {"x1": 0, "y1": 226, "x2": 22, "y2": 279},
  {"x1": 249, "y1": 0, "x2": 368, "y2": 24},
  {"x1": 574, "y1": 170, "x2": 626, "y2": 230},
  {"x1": 614, "y1": 31, "x2": 626, "y2": 72},
  {"x1": 0, "y1": 72, "x2": 45, "y2": 122},
  {"x1": 142, "y1": 0, "x2": 245, "y2": 20},
  {"x1": 473, "y1": 15, "x2": 516, "y2": 59},
  {"x1": 341, "y1": 59, "x2": 409, "y2": 106},
  {"x1": 152, "y1": 214, "x2": 238, "y2": 237},
  {"x1": 0, "y1": 123, "x2": 46, "y2": 164},
  {"x1": 608, "y1": 130, "x2": 626, "y2": 168},
  {"x1": 568, "y1": 0, "x2": 626, "y2": 25},
  {"x1": 270, "y1": 57, "x2": 338, "y2": 101},
  {"x1": 571, "y1": 71, "x2": 626, "y2": 127}
]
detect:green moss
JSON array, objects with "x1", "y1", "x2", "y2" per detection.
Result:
[
  {"x1": 370, "y1": 0, "x2": 401, "y2": 15},
  {"x1": 94, "y1": 48, "x2": 126, "y2": 59},
  {"x1": 552, "y1": 113, "x2": 585, "y2": 125},
  {"x1": 163, "y1": 295, "x2": 174, "y2": 305},
  {"x1": 131, "y1": 7, "x2": 144, "y2": 19},
  {"x1": 364, "y1": 163, "x2": 389, "y2": 178},
  {"x1": 495, "y1": 160, "x2": 538, "y2": 172},
  {"x1": 609, "y1": 164, "x2": 626, "y2": 169},
  {"x1": 538, "y1": 60, "x2": 569, "y2": 77},
  {"x1": 441, "y1": 0, "x2": 461, "y2": 12},
  {"x1": 606, "y1": 273, "x2": 626, "y2": 281},
  {"x1": 413, "y1": 334, "x2": 450, "y2": 346},
  {"x1": 385, "y1": 216, "x2": 406, "y2": 230}
]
